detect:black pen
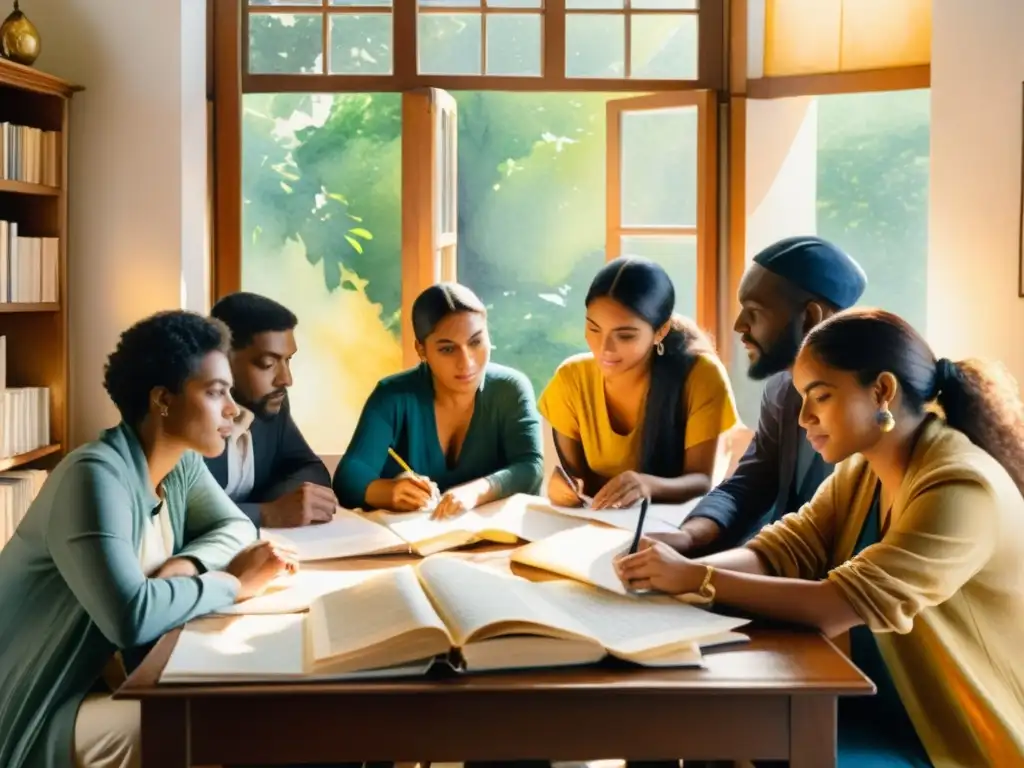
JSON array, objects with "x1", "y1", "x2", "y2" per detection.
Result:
[{"x1": 628, "y1": 497, "x2": 650, "y2": 554}]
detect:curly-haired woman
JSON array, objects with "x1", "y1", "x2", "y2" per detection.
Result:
[{"x1": 0, "y1": 310, "x2": 296, "y2": 768}]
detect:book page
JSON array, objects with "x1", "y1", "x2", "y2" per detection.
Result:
[
  {"x1": 525, "y1": 498, "x2": 681, "y2": 535},
  {"x1": 308, "y1": 564, "x2": 450, "y2": 664},
  {"x1": 510, "y1": 524, "x2": 637, "y2": 595},
  {"x1": 260, "y1": 508, "x2": 408, "y2": 562},
  {"x1": 370, "y1": 495, "x2": 584, "y2": 551},
  {"x1": 161, "y1": 614, "x2": 306, "y2": 681},
  {"x1": 216, "y1": 568, "x2": 390, "y2": 615},
  {"x1": 534, "y1": 579, "x2": 748, "y2": 658},
  {"x1": 415, "y1": 555, "x2": 595, "y2": 647}
]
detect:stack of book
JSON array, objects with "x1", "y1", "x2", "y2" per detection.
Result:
[
  {"x1": 0, "y1": 336, "x2": 51, "y2": 457},
  {"x1": 0, "y1": 221, "x2": 60, "y2": 303},
  {"x1": 0, "y1": 468, "x2": 47, "y2": 547},
  {"x1": 1, "y1": 122, "x2": 61, "y2": 185}
]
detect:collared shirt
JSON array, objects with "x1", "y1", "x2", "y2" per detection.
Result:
[{"x1": 224, "y1": 407, "x2": 256, "y2": 502}]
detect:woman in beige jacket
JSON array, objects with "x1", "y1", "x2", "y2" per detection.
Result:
[{"x1": 617, "y1": 308, "x2": 1024, "y2": 767}]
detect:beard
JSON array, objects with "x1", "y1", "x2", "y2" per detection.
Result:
[
  {"x1": 746, "y1": 316, "x2": 804, "y2": 381},
  {"x1": 233, "y1": 388, "x2": 287, "y2": 420}
]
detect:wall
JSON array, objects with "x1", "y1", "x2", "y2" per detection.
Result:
[
  {"x1": 25, "y1": 0, "x2": 208, "y2": 446},
  {"x1": 930, "y1": 0, "x2": 1024, "y2": 385}
]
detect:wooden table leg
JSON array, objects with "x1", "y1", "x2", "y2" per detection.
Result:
[
  {"x1": 141, "y1": 698, "x2": 190, "y2": 767},
  {"x1": 789, "y1": 695, "x2": 837, "y2": 768}
]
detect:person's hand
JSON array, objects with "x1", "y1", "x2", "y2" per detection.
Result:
[
  {"x1": 645, "y1": 529, "x2": 697, "y2": 555},
  {"x1": 547, "y1": 467, "x2": 585, "y2": 507},
  {"x1": 226, "y1": 540, "x2": 299, "y2": 601},
  {"x1": 592, "y1": 470, "x2": 649, "y2": 510},
  {"x1": 431, "y1": 484, "x2": 479, "y2": 520},
  {"x1": 153, "y1": 557, "x2": 200, "y2": 579},
  {"x1": 614, "y1": 538, "x2": 702, "y2": 595},
  {"x1": 389, "y1": 473, "x2": 439, "y2": 511},
  {"x1": 260, "y1": 482, "x2": 337, "y2": 528}
]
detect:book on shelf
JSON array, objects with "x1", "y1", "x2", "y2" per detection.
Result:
[
  {"x1": 261, "y1": 494, "x2": 691, "y2": 562},
  {"x1": 160, "y1": 555, "x2": 750, "y2": 684},
  {"x1": 1, "y1": 122, "x2": 60, "y2": 186},
  {"x1": 0, "y1": 221, "x2": 60, "y2": 302},
  {"x1": 1, "y1": 387, "x2": 50, "y2": 458},
  {"x1": 0, "y1": 468, "x2": 48, "y2": 547}
]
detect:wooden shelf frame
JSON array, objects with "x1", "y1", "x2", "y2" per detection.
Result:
[{"x1": 0, "y1": 58, "x2": 81, "y2": 467}]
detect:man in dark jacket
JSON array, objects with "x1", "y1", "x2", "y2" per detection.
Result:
[
  {"x1": 665, "y1": 236, "x2": 868, "y2": 554},
  {"x1": 206, "y1": 292, "x2": 336, "y2": 528}
]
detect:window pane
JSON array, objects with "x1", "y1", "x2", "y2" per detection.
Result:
[
  {"x1": 454, "y1": 92, "x2": 647, "y2": 394},
  {"x1": 486, "y1": 14, "x2": 542, "y2": 76},
  {"x1": 620, "y1": 235, "x2": 697, "y2": 320},
  {"x1": 241, "y1": 93, "x2": 403, "y2": 454},
  {"x1": 566, "y1": 0, "x2": 623, "y2": 8},
  {"x1": 620, "y1": 105, "x2": 697, "y2": 227},
  {"x1": 487, "y1": 0, "x2": 542, "y2": 7},
  {"x1": 631, "y1": 0, "x2": 697, "y2": 8},
  {"x1": 249, "y1": 13, "x2": 323, "y2": 74},
  {"x1": 420, "y1": 0, "x2": 480, "y2": 5},
  {"x1": 419, "y1": 13, "x2": 483, "y2": 74},
  {"x1": 332, "y1": 0, "x2": 391, "y2": 5},
  {"x1": 630, "y1": 14, "x2": 698, "y2": 79},
  {"x1": 251, "y1": 0, "x2": 321, "y2": 5},
  {"x1": 565, "y1": 15, "x2": 624, "y2": 78},
  {"x1": 816, "y1": 89, "x2": 930, "y2": 331},
  {"x1": 329, "y1": 14, "x2": 393, "y2": 74}
]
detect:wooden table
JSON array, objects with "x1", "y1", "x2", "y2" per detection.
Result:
[{"x1": 117, "y1": 552, "x2": 874, "y2": 767}]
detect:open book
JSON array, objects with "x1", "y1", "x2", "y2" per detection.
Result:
[
  {"x1": 161, "y1": 556, "x2": 748, "y2": 683},
  {"x1": 260, "y1": 508, "x2": 409, "y2": 562},
  {"x1": 367, "y1": 494, "x2": 592, "y2": 556},
  {"x1": 511, "y1": 523, "x2": 684, "y2": 596}
]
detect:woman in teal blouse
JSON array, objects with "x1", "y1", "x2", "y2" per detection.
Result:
[
  {"x1": 0, "y1": 310, "x2": 296, "y2": 768},
  {"x1": 334, "y1": 283, "x2": 544, "y2": 517}
]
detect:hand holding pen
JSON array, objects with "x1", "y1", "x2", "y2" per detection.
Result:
[
  {"x1": 547, "y1": 465, "x2": 591, "y2": 508},
  {"x1": 387, "y1": 448, "x2": 440, "y2": 511}
]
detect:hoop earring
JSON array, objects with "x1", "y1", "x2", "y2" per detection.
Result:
[
  {"x1": 876, "y1": 402, "x2": 895, "y2": 433},
  {"x1": 655, "y1": 341, "x2": 665, "y2": 356}
]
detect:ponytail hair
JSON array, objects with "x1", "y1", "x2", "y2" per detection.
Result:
[
  {"x1": 804, "y1": 308, "x2": 1024, "y2": 495},
  {"x1": 585, "y1": 257, "x2": 715, "y2": 478}
]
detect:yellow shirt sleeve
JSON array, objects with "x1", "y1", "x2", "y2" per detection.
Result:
[
  {"x1": 538, "y1": 359, "x2": 582, "y2": 441},
  {"x1": 827, "y1": 480, "x2": 999, "y2": 635},
  {"x1": 746, "y1": 472, "x2": 840, "y2": 581},
  {"x1": 683, "y1": 354, "x2": 740, "y2": 449}
]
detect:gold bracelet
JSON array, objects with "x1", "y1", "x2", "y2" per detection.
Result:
[{"x1": 698, "y1": 564, "x2": 717, "y2": 605}]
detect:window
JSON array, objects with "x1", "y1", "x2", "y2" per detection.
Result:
[
  {"x1": 732, "y1": 87, "x2": 930, "y2": 425},
  {"x1": 240, "y1": 0, "x2": 719, "y2": 89},
  {"x1": 240, "y1": 91, "x2": 404, "y2": 454},
  {"x1": 218, "y1": 0, "x2": 931, "y2": 453}
]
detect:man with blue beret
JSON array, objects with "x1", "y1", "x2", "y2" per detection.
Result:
[{"x1": 660, "y1": 235, "x2": 868, "y2": 554}]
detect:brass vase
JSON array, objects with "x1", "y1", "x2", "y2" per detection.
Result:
[{"x1": 1, "y1": 1, "x2": 41, "y2": 67}]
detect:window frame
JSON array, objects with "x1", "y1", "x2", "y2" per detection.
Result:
[
  {"x1": 605, "y1": 90, "x2": 718, "y2": 331},
  {"x1": 210, "y1": 0, "x2": 933, "y2": 377}
]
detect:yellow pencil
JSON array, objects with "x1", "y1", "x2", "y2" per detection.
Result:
[{"x1": 387, "y1": 447, "x2": 415, "y2": 476}]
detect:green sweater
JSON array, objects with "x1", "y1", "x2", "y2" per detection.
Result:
[
  {"x1": 0, "y1": 422, "x2": 256, "y2": 768},
  {"x1": 333, "y1": 362, "x2": 544, "y2": 509}
]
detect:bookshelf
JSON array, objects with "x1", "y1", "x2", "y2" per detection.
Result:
[{"x1": 0, "y1": 58, "x2": 80, "y2": 473}]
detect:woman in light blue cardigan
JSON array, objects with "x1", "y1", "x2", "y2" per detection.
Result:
[{"x1": 0, "y1": 310, "x2": 295, "y2": 768}]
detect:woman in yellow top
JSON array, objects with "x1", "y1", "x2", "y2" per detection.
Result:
[
  {"x1": 540, "y1": 256, "x2": 739, "y2": 510},
  {"x1": 617, "y1": 308, "x2": 1024, "y2": 766}
]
